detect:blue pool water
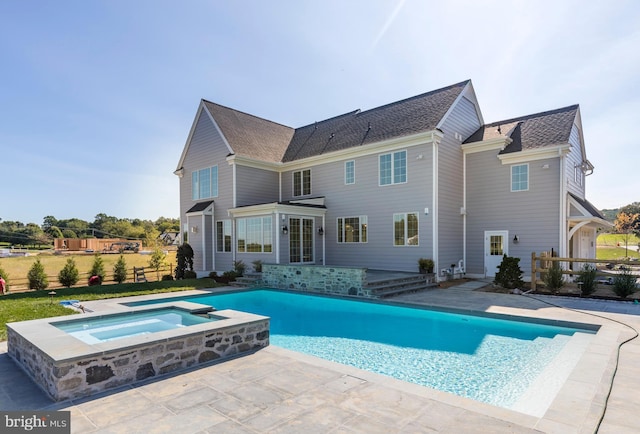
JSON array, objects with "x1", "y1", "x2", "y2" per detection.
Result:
[
  {"x1": 126, "y1": 290, "x2": 595, "y2": 407},
  {"x1": 55, "y1": 308, "x2": 220, "y2": 344}
]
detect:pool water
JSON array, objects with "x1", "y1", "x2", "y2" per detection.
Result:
[
  {"x1": 55, "y1": 308, "x2": 220, "y2": 344},
  {"x1": 126, "y1": 290, "x2": 595, "y2": 408}
]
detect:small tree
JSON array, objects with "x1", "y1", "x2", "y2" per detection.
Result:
[
  {"x1": 27, "y1": 259, "x2": 48, "y2": 290},
  {"x1": 175, "y1": 243, "x2": 194, "y2": 280},
  {"x1": 88, "y1": 253, "x2": 106, "y2": 284},
  {"x1": 613, "y1": 268, "x2": 638, "y2": 298},
  {"x1": 233, "y1": 260, "x2": 246, "y2": 277},
  {"x1": 149, "y1": 246, "x2": 167, "y2": 281},
  {"x1": 494, "y1": 255, "x2": 524, "y2": 289},
  {"x1": 58, "y1": 257, "x2": 79, "y2": 288},
  {"x1": 113, "y1": 255, "x2": 128, "y2": 284},
  {"x1": 576, "y1": 264, "x2": 598, "y2": 297},
  {"x1": 544, "y1": 261, "x2": 565, "y2": 294},
  {"x1": 614, "y1": 211, "x2": 640, "y2": 258}
]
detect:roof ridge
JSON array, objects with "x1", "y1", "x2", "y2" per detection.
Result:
[
  {"x1": 485, "y1": 104, "x2": 579, "y2": 127},
  {"x1": 355, "y1": 79, "x2": 470, "y2": 117},
  {"x1": 295, "y1": 110, "x2": 361, "y2": 130},
  {"x1": 202, "y1": 99, "x2": 294, "y2": 130}
]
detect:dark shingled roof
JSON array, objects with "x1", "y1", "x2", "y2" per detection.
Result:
[
  {"x1": 186, "y1": 200, "x2": 214, "y2": 213},
  {"x1": 465, "y1": 105, "x2": 579, "y2": 154},
  {"x1": 203, "y1": 101, "x2": 294, "y2": 162},
  {"x1": 282, "y1": 81, "x2": 469, "y2": 162},
  {"x1": 569, "y1": 193, "x2": 606, "y2": 220}
]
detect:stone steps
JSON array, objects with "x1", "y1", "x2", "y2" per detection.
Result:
[{"x1": 367, "y1": 274, "x2": 437, "y2": 298}]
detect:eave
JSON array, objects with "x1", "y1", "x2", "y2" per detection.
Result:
[{"x1": 497, "y1": 144, "x2": 571, "y2": 165}]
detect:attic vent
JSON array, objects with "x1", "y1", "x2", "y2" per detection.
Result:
[
  {"x1": 497, "y1": 125, "x2": 502, "y2": 134},
  {"x1": 329, "y1": 133, "x2": 335, "y2": 140},
  {"x1": 367, "y1": 122, "x2": 371, "y2": 131}
]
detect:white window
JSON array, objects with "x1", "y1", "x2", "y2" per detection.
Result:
[
  {"x1": 216, "y1": 220, "x2": 231, "y2": 252},
  {"x1": 511, "y1": 164, "x2": 528, "y2": 192},
  {"x1": 236, "y1": 216, "x2": 272, "y2": 253},
  {"x1": 293, "y1": 169, "x2": 311, "y2": 196},
  {"x1": 379, "y1": 150, "x2": 407, "y2": 186},
  {"x1": 345, "y1": 160, "x2": 355, "y2": 185},
  {"x1": 192, "y1": 166, "x2": 218, "y2": 200},
  {"x1": 393, "y1": 212, "x2": 419, "y2": 246},
  {"x1": 337, "y1": 216, "x2": 367, "y2": 243},
  {"x1": 574, "y1": 165, "x2": 583, "y2": 186}
]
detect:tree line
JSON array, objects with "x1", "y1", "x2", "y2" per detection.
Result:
[{"x1": 0, "y1": 214, "x2": 180, "y2": 248}]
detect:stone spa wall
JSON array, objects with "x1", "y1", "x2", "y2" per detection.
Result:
[
  {"x1": 262, "y1": 264, "x2": 370, "y2": 297},
  {"x1": 7, "y1": 308, "x2": 269, "y2": 401}
]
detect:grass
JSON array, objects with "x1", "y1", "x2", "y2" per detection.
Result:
[
  {"x1": 596, "y1": 233, "x2": 640, "y2": 260},
  {"x1": 0, "y1": 278, "x2": 223, "y2": 341},
  {"x1": 597, "y1": 233, "x2": 640, "y2": 247}
]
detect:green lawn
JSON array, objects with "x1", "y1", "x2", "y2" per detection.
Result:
[
  {"x1": 597, "y1": 233, "x2": 640, "y2": 260},
  {"x1": 597, "y1": 233, "x2": 640, "y2": 247},
  {"x1": 0, "y1": 278, "x2": 222, "y2": 341}
]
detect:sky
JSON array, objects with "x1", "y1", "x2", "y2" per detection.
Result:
[{"x1": 1, "y1": 0, "x2": 639, "y2": 226}]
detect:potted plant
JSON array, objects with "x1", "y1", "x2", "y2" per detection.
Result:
[{"x1": 418, "y1": 258, "x2": 434, "y2": 274}]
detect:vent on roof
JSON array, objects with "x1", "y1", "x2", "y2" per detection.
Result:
[{"x1": 367, "y1": 122, "x2": 371, "y2": 131}]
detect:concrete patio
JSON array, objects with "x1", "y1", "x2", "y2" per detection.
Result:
[{"x1": 1, "y1": 284, "x2": 639, "y2": 433}]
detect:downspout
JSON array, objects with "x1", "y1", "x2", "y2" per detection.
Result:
[
  {"x1": 322, "y1": 215, "x2": 326, "y2": 265},
  {"x1": 462, "y1": 150, "x2": 467, "y2": 275},
  {"x1": 232, "y1": 164, "x2": 237, "y2": 208},
  {"x1": 432, "y1": 132, "x2": 439, "y2": 277},
  {"x1": 279, "y1": 172, "x2": 282, "y2": 203},
  {"x1": 201, "y1": 214, "x2": 206, "y2": 272},
  {"x1": 275, "y1": 212, "x2": 280, "y2": 264}
]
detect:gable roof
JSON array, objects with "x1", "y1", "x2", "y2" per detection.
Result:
[
  {"x1": 465, "y1": 105, "x2": 579, "y2": 153},
  {"x1": 203, "y1": 101, "x2": 294, "y2": 163},
  {"x1": 569, "y1": 192, "x2": 606, "y2": 220},
  {"x1": 283, "y1": 80, "x2": 469, "y2": 161}
]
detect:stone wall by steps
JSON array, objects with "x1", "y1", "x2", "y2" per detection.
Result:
[{"x1": 262, "y1": 264, "x2": 370, "y2": 297}]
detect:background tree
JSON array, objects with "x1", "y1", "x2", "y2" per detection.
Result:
[
  {"x1": 148, "y1": 246, "x2": 166, "y2": 281},
  {"x1": 614, "y1": 211, "x2": 640, "y2": 257},
  {"x1": 113, "y1": 255, "x2": 128, "y2": 284},
  {"x1": 58, "y1": 258, "x2": 80, "y2": 288},
  {"x1": 27, "y1": 259, "x2": 48, "y2": 290},
  {"x1": 88, "y1": 254, "x2": 106, "y2": 284}
]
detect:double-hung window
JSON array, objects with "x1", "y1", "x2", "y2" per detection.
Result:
[
  {"x1": 293, "y1": 169, "x2": 311, "y2": 196},
  {"x1": 216, "y1": 220, "x2": 231, "y2": 252},
  {"x1": 192, "y1": 166, "x2": 219, "y2": 200},
  {"x1": 236, "y1": 216, "x2": 272, "y2": 253},
  {"x1": 379, "y1": 150, "x2": 407, "y2": 185},
  {"x1": 345, "y1": 160, "x2": 355, "y2": 185},
  {"x1": 511, "y1": 164, "x2": 528, "y2": 192},
  {"x1": 393, "y1": 212, "x2": 419, "y2": 246},
  {"x1": 337, "y1": 216, "x2": 367, "y2": 243}
]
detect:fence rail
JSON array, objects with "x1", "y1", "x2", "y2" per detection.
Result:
[
  {"x1": 4, "y1": 264, "x2": 174, "y2": 293},
  {"x1": 530, "y1": 252, "x2": 637, "y2": 291}
]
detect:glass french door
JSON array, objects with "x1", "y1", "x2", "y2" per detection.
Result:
[{"x1": 289, "y1": 217, "x2": 314, "y2": 263}]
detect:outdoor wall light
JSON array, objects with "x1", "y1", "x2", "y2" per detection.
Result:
[
  {"x1": 191, "y1": 226, "x2": 198, "y2": 234},
  {"x1": 513, "y1": 235, "x2": 519, "y2": 244},
  {"x1": 318, "y1": 227, "x2": 324, "y2": 236},
  {"x1": 282, "y1": 225, "x2": 288, "y2": 235}
]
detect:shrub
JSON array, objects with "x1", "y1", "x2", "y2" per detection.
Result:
[
  {"x1": 113, "y1": 255, "x2": 128, "y2": 284},
  {"x1": 58, "y1": 258, "x2": 80, "y2": 288},
  {"x1": 161, "y1": 274, "x2": 174, "y2": 281},
  {"x1": 88, "y1": 254, "x2": 106, "y2": 284},
  {"x1": 576, "y1": 264, "x2": 598, "y2": 296},
  {"x1": 175, "y1": 243, "x2": 194, "y2": 279},
  {"x1": 613, "y1": 268, "x2": 638, "y2": 298},
  {"x1": 148, "y1": 246, "x2": 167, "y2": 281},
  {"x1": 418, "y1": 258, "x2": 435, "y2": 274},
  {"x1": 544, "y1": 261, "x2": 565, "y2": 293},
  {"x1": 27, "y1": 259, "x2": 48, "y2": 290},
  {"x1": 184, "y1": 270, "x2": 197, "y2": 279},
  {"x1": 252, "y1": 260, "x2": 263, "y2": 273},
  {"x1": 494, "y1": 255, "x2": 524, "y2": 289},
  {"x1": 208, "y1": 271, "x2": 218, "y2": 279},
  {"x1": 222, "y1": 270, "x2": 239, "y2": 281},
  {"x1": 233, "y1": 260, "x2": 246, "y2": 277}
]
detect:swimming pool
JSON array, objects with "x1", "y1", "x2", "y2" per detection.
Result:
[{"x1": 126, "y1": 289, "x2": 597, "y2": 410}]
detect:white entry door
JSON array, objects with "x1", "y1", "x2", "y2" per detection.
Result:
[{"x1": 484, "y1": 231, "x2": 508, "y2": 277}]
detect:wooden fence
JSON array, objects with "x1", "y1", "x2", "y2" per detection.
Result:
[
  {"x1": 4, "y1": 264, "x2": 174, "y2": 293},
  {"x1": 530, "y1": 252, "x2": 637, "y2": 291}
]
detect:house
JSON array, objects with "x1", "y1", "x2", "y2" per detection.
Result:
[{"x1": 174, "y1": 80, "x2": 610, "y2": 280}]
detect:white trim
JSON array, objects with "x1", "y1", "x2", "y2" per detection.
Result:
[
  {"x1": 378, "y1": 149, "x2": 408, "y2": 186},
  {"x1": 228, "y1": 202, "x2": 327, "y2": 219},
  {"x1": 462, "y1": 151, "x2": 467, "y2": 274},
  {"x1": 461, "y1": 137, "x2": 510, "y2": 154},
  {"x1": 432, "y1": 132, "x2": 439, "y2": 272},
  {"x1": 559, "y1": 154, "x2": 567, "y2": 257},
  {"x1": 232, "y1": 164, "x2": 237, "y2": 208},
  {"x1": 344, "y1": 160, "x2": 355, "y2": 185},
  {"x1": 392, "y1": 212, "x2": 419, "y2": 247},
  {"x1": 484, "y1": 230, "x2": 509, "y2": 277},
  {"x1": 227, "y1": 155, "x2": 280, "y2": 171},
  {"x1": 436, "y1": 81, "x2": 484, "y2": 129},
  {"x1": 292, "y1": 168, "x2": 312, "y2": 197},
  {"x1": 336, "y1": 215, "x2": 368, "y2": 244},
  {"x1": 498, "y1": 144, "x2": 570, "y2": 164}
]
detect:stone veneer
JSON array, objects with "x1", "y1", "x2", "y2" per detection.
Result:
[
  {"x1": 7, "y1": 306, "x2": 269, "y2": 401},
  {"x1": 262, "y1": 264, "x2": 370, "y2": 297}
]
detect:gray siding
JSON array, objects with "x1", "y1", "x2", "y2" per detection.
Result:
[
  {"x1": 179, "y1": 108, "x2": 234, "y2": 273},
  {"x1": 565, "y1": 124, "x2": 586, "y2": 198},
  {"x1": 466, "y1": 151, "x2": 561, "y2": 277},
  {"x1": 437, "y1": 96, "x2": 482, "y2": 273},
  {"x1": 282, "y1": 145, "x2": 434, "y2": 272},
  {"x1": 236, "y1": 165, "x2": 279, "y2": 206}
]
